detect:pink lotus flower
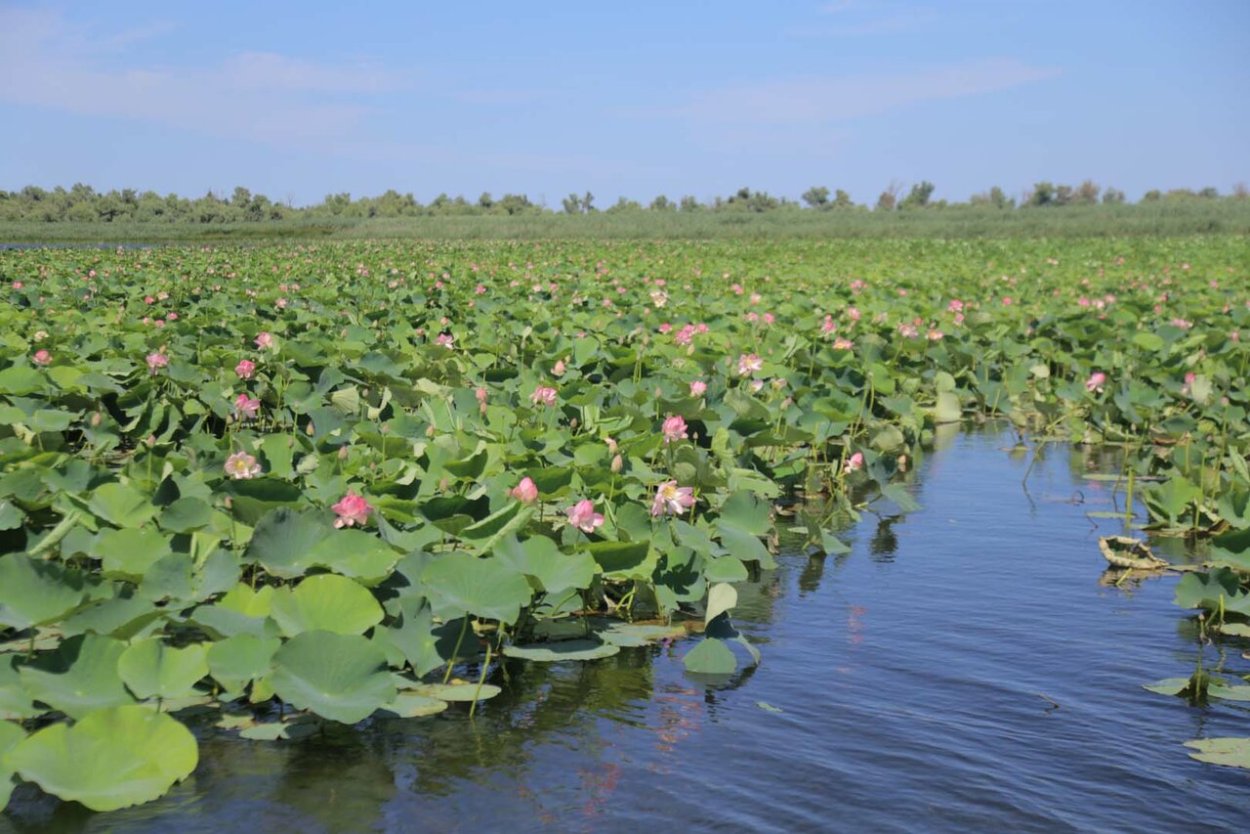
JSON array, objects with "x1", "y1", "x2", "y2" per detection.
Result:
[
  {"x1": 1085, "y1": 372, "x2": 1107, "y2": 393},
  {"x1": 146, "y1": 352, "x2": 169, "y2": 373},
  {"x1": 737, "y1": 354, "x2": 763, "y2": 376},
  {"x1": 1181, "y1": 372, "x2": 1196, "y2": 396},
  {"x1": 332, "y1": 491, "x2": 372, "y2": 528},
  {"x1": 948, "y1": 299, "x2": 964, "y2": 312},
  {"x1": 651, "y1": 481, "x2": 695, "y2": 517},
  {"x1": 821, "y1": 315, "x2": 836, "y2": 335},
  {"x1": 254, "y1": 332, "x2": 275, "y2": 350},
  {"x1": 843, "y1": 451, "x2": 864, "y2": 474},
  {"x1": 847, "y1": 307, "x2": 861, "y2": 322},
  {"x1": 530, "y1": 386, "x2": 558, "y2": 407},
  {"x1": 833, "y1": 337, "x2": 854, "y2": 350},
  {"x1": 552, "y1": 359, "x2": 566, "y2": 377},
  {"x1": 690, "y1": 380, "x2": 707, "y2": 397},
  {"x1": 32, "y1": 349, "x2": 51, "y2": 366},
  {"x1": 567, "y1": 499, "x2": 604, "y2": 533},
  {"x1": 436, "y1": 333, "x2": 454, "y2": 348},
  {"x1": 662, "y1": 415, "x2": 688, "y2": 444},
  {"x1": 233, "y1": 393, "x2": 261, "y2": 420},
  {"x1": 224, "y1": 451, "x2": 262, "y2": 480},
  {"x1": 235, "y1": 359, "x2": 255, "y2": 380},
  {"x1": 475, "y1": 386, "x2": 488, "y2": 413},
  {"x1": 510, "y1": 476, "x2": 539, "y2": 504}
]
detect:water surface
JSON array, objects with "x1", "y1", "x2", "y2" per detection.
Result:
[{"x1": 4, "y1": 427, "x2": 1246, "y2": 833}]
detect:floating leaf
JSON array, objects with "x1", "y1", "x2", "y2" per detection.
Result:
[
  {"x1": 19, "y1": 634, "x2": 134, "y2": 719},
  {"x1": 270, "y1": 631, "x2": 395, "y2": 724},
  {"x1": 682, "y1": 637, "x2": 737, "y2": 674},
  {"x1": 244, "y1": 507, "x2": 334, "y2": 579},
  {"x1": 495, "y1": 534, "x2": 596, "y2": 592},
  {"x1": 7, "y1": 705, "x2": 198, "y2": 811},
  {"x1": 118, "y1": 639, "x2": 210, "y2": 701},
  {"x1": 705, "y1": 582, "x2": 738, "y2": 625},
  {"x1": 206, "y1": 634, "x2": 281, "y2": 696},
  {"x1": 1184, "y1": 737, "x2": 1250, "y2": 769},
  {"x1": 0, "y1": 553, "x2": 87, "y2": 630},
  {"x1": 379, "y1": 692, "x2": 450, "y2": 718},
  {"x1": 88, "y1": 482, "x2": 157, "y2": 527},
  {"x1": 421, "y1": 555, "x2": 532, "y2": 625},
  {"x1": 410, "y1": 682, "x2": 501, "y2": 702},
  {"x1": 269, "y1": 574, "x2": 384, "y2": 637},
  {"x1": 503, "y1": 639, "x2": 620, "y2": 662}
]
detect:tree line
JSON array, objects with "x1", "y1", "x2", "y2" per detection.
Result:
[{"x1": 1, "y1": 181, "x2": 1244, "y2": 224}]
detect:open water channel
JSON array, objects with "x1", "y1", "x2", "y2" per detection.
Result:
[{"x1": 2, "y1": 425, "x2": 1246, "y2": 833}]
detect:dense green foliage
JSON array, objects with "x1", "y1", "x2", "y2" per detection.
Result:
[
  {"x1": 4, "y1": 199, "x2": 1250, "y2": 243},
  {"x1": 1, "y1": 236, "x2": 1248, "y2": 811}
]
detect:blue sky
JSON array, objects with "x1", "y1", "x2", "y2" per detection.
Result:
[{"x1": 1, "y1": 1, "x2": 1246, "y2": 206}]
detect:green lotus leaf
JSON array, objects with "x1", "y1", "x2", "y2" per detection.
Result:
[
  {"x1": 585, "y1": 540, "x2": 654, "y2": 579},
  {"x1": 1184, "y1": 737, "x2": 1250, "y2": 769},
  {"x1": 717, "y1": 491, "x2": 772, "y2": 536},
  {"x1": 704, "y1": 556, "x2": 748, "y2": 583},
  {"x1": 704, "y1": 582, "x2": 738, "y2": 625},
  {"x1": 0, "y1": 717, "x2": 25, "y2": 810},
  {"x1": 93, "y1": 527, "x2": 173, "y2": 580},
  {"x1": 494, "y1": 534, "x2": 597, "y2": 592},
  {"x1": 236, "y1": 717, "x2": 319, "y2": 741},
  {"x1": 410, "y1": 682, "x2": 501, "y2": 702},
  {"x1": 302, "y1": 529, "x2": 399, "y2": 585},
  {"x1": 0, "y1": 553, "x2": 88, "y2": 630},
  {"x1": 206, "y1": 634, "x2": 281, "y2": 697},
  {"x1": 269, "y1": 574, "x2": 384, "y2": 637},
  {"x1": 1, "y1": 657, "x2": 38, "y2": 720},
  {"x1": 118, "y1": 639, "x2": 210, "y2": 700},
  {"x1": 421, "y1": 555, "x2": 533, "y2": 625},
  {"x1": 19, "y1": 634, "x2": 134, "y2": 718},
  {"x1": 715, "y1": 523, "x2": 775, "y2": 569},
  {"x1": 88, "y1": 482, "x2": 157, "y2": 527},
  {"x1": 244, "y1": 507, "x2": 334, "y2": 579},
  {"x1": 503, "y1": 639, "x2": 620, "y2": 662},
  {"x1": 7, "y1": 705, "x2": 198, "y2": 812},
  {"x1": 60, "y1": 595, "x2": 163, "y2": 640},
  {"x1": 596, "y1": 621, "x2": 687, "y2": 647},
  {"x1": 380, "y1": 601, "x2": 463, "y2": 678},
  {"x1": 682, "y1": 636, "x2": 738, "y2": 674},
  {"x1": 270, "y1": 630, "x2": 395, "y2": 724},
  {"x1": 159, "y1": 497, "x2": 214, "y2": 533},
  {"x1": 379, "y1": 691, "x2": 449, "y2": 718}
]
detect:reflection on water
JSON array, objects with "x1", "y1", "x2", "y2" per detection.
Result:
[{"x1": 4, "y1": 425, "x2": 1247, "y2": 834}]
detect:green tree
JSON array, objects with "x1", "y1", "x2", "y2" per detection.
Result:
[{"x1": 801, "y1": 186, "x2": 830, "y2": 209}]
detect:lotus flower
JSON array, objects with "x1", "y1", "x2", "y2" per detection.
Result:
[
  {"x1": 567, "y1": 499, "x2": 604, "y2": 534},
  {"x1": 510, "y1": 477, "x2": 539, "y2": 504},
  {"x1": 651, "y1": 481, "x2": 695, "y2": 517},
  {"x1": 224, "y1": 451, "x2": 262, "y2": 480},
  {"x1": 332, "y1": 491, "x2": 372, "y2": 528}
]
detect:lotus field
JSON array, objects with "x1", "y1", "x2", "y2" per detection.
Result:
[{"x1": 1, "y1": 236, "x2": 1249, "y2": 809}]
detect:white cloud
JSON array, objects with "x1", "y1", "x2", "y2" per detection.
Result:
[
  {"x1": 655, "y1": 59, "x2": 1061, "y2": 126},
  {"x1": 0, "y1": 8, "x2": 405, "y2": 148}
]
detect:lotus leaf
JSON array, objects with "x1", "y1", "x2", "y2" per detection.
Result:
[
  {"x1": 206, "y1": 633, "x2": 281, "y2": 696},
  {"x1": 270, "y1": 630, "x2": 395, "y2": 724},
  {"x1": 118, "y1": 639, "x2": 210, "y2": 700},
  {"x1": 1184, "y1": 737, "x2": 1250, "y2": 769},
  {"x1": 6, "y1": 705, "x2": 198, "y2": 811},
  {"x1": 503, "y1": 639, "x2": 620, "y2": 662},
  {"x1": 421, "y1": 555, "x2": 532, "y2": 624},
  {"x1": 19, "y1": 634, "x2": 134, "y2": 719},
  {"x1": 682, "y1": 637, "x2": 738, "y2": 674},
  {"x1": 0, "y1": 553, "x2": 87, "y2": 630},
  {"x1": 269, "y1": 574, "x2": 384, "y2": 637}
]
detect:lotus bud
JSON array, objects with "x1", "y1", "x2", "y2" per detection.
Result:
[
  {"x1": 338, "y1": 446, "x2": 349, "y2": 460},
  {"x1": 611, "y1": 454, "x2": 623, "y2": 473},
  {"x1": 90, "y1": 411, "x2": 102, "y2": 427}
]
